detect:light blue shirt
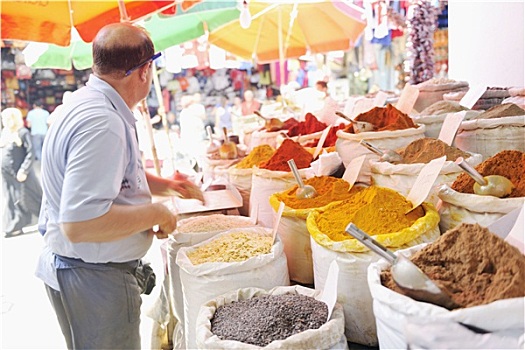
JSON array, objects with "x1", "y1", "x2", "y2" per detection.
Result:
[
  {"x1": 26, "y1": 107, "x2": 50, "y2": 135},
  {"x1": 36, "y1": 75, "x2": 153, "y2": 290}
]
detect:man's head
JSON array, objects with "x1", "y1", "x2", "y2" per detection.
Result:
[
  {"x1": 92, "y1": 23, "x2": 154, "y2": 78},
  {"x1": 315, "y1": 80, "x2": 328, "y2": 92},
  {"x1": 244, "y1": 90, "x2": 254, "y2": 102},
  {"x1": 34, "y1": 100, "x2": 44, "y2": 108}
]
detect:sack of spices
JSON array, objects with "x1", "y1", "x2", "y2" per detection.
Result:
[
  {"x1": 269, "y1": 177, "x2": 362, "y2": 284},
  {"x1": 176, "y1": 227, "x2": 290, "y2": 349},
  {"x1": 196, "y1": 285, "x2": 347, "y2": 349},
  {"x1": 336, "y1": 105, "x2": 426, "y2": 184},
  {"x1": 369, "y1": 138, "x2": 483, "y2": 205},
  {"x1": 438, "y1": 150, "x2": 525, "y2": 232},
  {"x1": 166, "y1": 215, "x2": 257, "y2": 348},
  {"x1": 413, "y1": 78, "x2": 469, "y2": 112},
  {"x1": 306, "y1": 186, "x2": 440, "y2": 345},
  {"x1": 368, "y1": 223, "x2": 525, "y2": 349}
]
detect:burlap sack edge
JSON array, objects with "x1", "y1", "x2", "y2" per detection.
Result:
[
  {"x1": 336, "y1": 124, "x2": 426, "y2": 141},
  {"x1": 458, "y1": 115, "x2": 525, "y2": 131},
  {"x1": 437, "y1": 185, "x2": 525, "y2": 213}
]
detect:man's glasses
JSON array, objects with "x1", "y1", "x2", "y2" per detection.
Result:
[{"x1": 125, "y1": 52, "x2": 162, "y2": 76}]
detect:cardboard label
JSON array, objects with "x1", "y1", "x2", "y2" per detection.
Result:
[
  {"x1": 342, "y1": 155, "x2": 367, "y2": 188},
  {"x1": 438, "y1": 111, "x2": 466, "y2": 146},
  {"x1": 488, "y1": 205, "x2": 524, "y2": 253},
  {"x1": 319, "y1": 260, "x2": 339, "y2": 322},
  {"x1": 406, "y1": 156, "x2": 447, "y2": 212},
  {"x1": 374, "y1": 91, "x2": 388, "y2": 107},
  {"x1": 272, "y1": 201, "x2": 285, "y2": 243},
  {"x1": 313, "y1": 125, "x2": 332, "y2": 159},
  {"x1": 396, "y1": 83, "x2": 420, "y2": 114},
  {"x1": 351, "y1": 98, "x2": 375, "y2": 118},
  {"x1": 459, "y1": 85, "x2": 486, "y2": 109}
]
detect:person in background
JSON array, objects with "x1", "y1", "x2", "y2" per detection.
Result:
[
  {"x1": 231, "y1": 95, "x2": 243, "y2": 117},
  {"x1": 47, "y1": 91, "x2": 72, "y2": 126},
  {"x1": 35, "y1": 23, "x2": 203, "y2": 350},
  {"x1": 1, "y1": 108, "x2": 42, "y2": 237},
  {"x1": 241, "y1": 89, "x2": 261, "y2": 116},
  {"x1": 214, "y1": 95, "x2": 233, "y2": 134},
  {"x1": 25, "y1": 99, "x2": 50, "y2": 160},
  {"x1": 179, "y1": 94, "x2": 205, "y2": 157},
  {"x1": 313, "y1": 80, "x2": 340, "y2": 125}
]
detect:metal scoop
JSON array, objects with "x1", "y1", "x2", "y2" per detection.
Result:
[
  {"x1": 345, "y1": 223, "x2": 458, "y2": 310},
  {"x1": 359, "y1": 139, "x2": 404, "y2": 163},
  {"x1": 455, "y1": 157, "x2": 514, "y2": 198},
  {"x1": 287, "y1": 159, "x2": 317, "y2": 199},
  {"x1": 335, "y1": 112, "x2": 376, "y2": 133}
]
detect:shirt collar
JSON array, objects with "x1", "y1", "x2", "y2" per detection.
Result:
[{"x1": 86, "y1": 74, "x2": 135, "y2": 125}]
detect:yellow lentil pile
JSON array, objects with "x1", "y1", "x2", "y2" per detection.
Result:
[
  {"x1": 187, "y1": 231, "x2": 273, "y2": 265},
  {"x1": 273, "y1": 176, "x2": 362, "y2": 209},
  {"x1": 314, "y1": 186, "x2": 424, "y2": 241},
  {"x1": 235, "y1": 145, "x2": 275, "y2": 169}
]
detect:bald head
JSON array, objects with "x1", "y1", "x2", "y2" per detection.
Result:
[{"x1": 92, "y1": 23, "x2": 154, "y2": 77}]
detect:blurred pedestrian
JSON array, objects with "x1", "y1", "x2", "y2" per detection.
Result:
[
  {"x1": 214, "y1": 95, "x2": 233, "y2": 134},
  {"x1": 1, "y1": 108, "x2": 42, "y2": 237},
  {"x1": 241, "y1": 90, "x2": 261, "y2": 116},
  {"x1": 26, "y1": 99, "x2": 50, "y2": 160}
]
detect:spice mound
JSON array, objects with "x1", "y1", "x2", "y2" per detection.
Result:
[
  {"x1": 235, "y1": 145, "x2": 275, "y2": 169},
  {"x1": 314, "y1": 186, "x2": 425, "y2": 241},
  {"x1": 381, "y1": 223, "x2": 525, "y2": 309},
  {"x1": 472, "y1": 103, "x2": 525, "y2": 120},
  {"x1": 211, "y1": 293, "x2": 328, "y2": 346},
  {"x1": 176, "y1": 214, "x2": 255, "y2": 234},
  {"x1": 287, "y1": 113, "x2": 328, "y2": 137},
  {"x1": 274, "y1": 176, "x2": 361, "y2": 209},
  {"x1": 396, "y1": 137, "x2": 471, "y2": 164},
  {"x1": 303, "y1": 123, "x2": 346, "y2": 148},
  {"x1": 343, "y1": 104, "x2": 417, "y2": 133},
  {"x1": 451, "y1": 150, "x2": 525, "y2": 197},
  {"x1": 187, "y1": 231, "x2": 272, "y2": 265},
  {"x1": 419, "y1": 100, "x2": 468, "y2": 115},
  {"x1": 259, "y1": 139, "x2": 313, "y2": 172}
]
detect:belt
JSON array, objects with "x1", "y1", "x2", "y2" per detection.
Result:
[{"x1": 55, "y1": 254, "x2": 140, "y2": 274}]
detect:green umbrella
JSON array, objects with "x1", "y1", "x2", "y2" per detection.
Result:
[{"x1": 23, "y1": 1, "x2": 240, "y2": 70}]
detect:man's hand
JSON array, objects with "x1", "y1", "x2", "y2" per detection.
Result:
[
  {"x1": 16, "y1": 170, "x2": 27, "y2": 182},
  {"x1": 148, "y1": 203, "x2": 177, "y2": 239},
  {"x1": 167, "y1": 179, "x2": 205, "y2": 203}
]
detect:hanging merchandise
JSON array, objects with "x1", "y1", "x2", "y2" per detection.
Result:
[{"x1": 405, "y1": 0, "x2": 438, "y2": 84}]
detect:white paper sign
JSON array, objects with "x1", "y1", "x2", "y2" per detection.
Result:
[
  {"x1": 342, "y1": 155, "x2": 367, "y2": 188},
  {"x1": 344, "y1": 97, "x2": 360, "y2": 116},
  {"x1": 459, "y1": 85, "x2": 486, "y2": 109},
  {"x1": 396, "y1": 83, "x2": 420, "y2": 114},
  {"x1": 406, "y1": 156, "x2": 447, "y2": 212},
  {"x1": 438, "y1": 111, "x2": 466, "y2": 146},
  {"x1": 374, "y1": 91, "x2": 388, "y2": 107},
  {"x1": 313, "y1": 125, "x2": 332, "y2": 159},
  {"x1": 272, "y1": 201, "x2": 285, "y2": 243},
  {"x1": 351, "y1": 98, "x2": 376, "y2": 118},
  {"x1": 488, "y1": 205, "x2": 524, "y2": 253},
  {"x1": 319, "y1": 260, "x2": 339, "y2": 322}
]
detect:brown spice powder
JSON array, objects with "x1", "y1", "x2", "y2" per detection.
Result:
[
  {"x1": 451, "y1": 150, "x2": 525, "y2": 197},
  {"x1": 397, "y1": 138, "x2": 471, "y2": 164},
  {"x1": 343, "y1": 104, "x2": 417, "y2": 133},
  {"x1": 381, "y1": 223, "x2": 525, "y2": 309}
]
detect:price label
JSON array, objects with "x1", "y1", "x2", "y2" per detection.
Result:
[
  {"x1": 342, "y1": 155, "x2": 367, "y2": 188},
  {"x1": 406, "y1": 156, "x2": 447, "y2": 212},
  {"x1": 313, "y1": 125, "x2": 332, "y2": 159},
  {"x1": 374, "y1": 91, "x2": 388, "y2": 107},
  {"x1": 438, "y1": 111, "x2": 466, "y2": 146},
  {"x1": 396, "y1": 83, "x2": 420, "y2": 114},
  {"x1": 271, "y1": 201, "x2": 285, "y2": 243},
  {"x1": 319, "y1": 260, "x2": 339, "y2": 322},
  {"x1": 459, "y1": 85, "x2": 486, "y2": 109}
]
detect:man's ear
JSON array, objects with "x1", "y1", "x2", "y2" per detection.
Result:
[{"x1": 140, "y1": 63, "x2": 150, "y2": 82}]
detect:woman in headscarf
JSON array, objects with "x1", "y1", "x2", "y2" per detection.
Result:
[{"x1": 1, "y1": 107, "x2": 42, "y2": 237}]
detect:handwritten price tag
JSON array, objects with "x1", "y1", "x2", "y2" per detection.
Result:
[
  {"x1": 438, "y1": 111, "x2": 466, "y2": 146},
  {"x1": 406, "y1": 156, "x2": 447, "y2": 212},
  {"x1": 460, "y1": 85, "x2": 486, "y2": 109},
  {"x1": 342, "y1": 155, "x2": 367, "y2": 188},
  {"x1": 396, "y1": 83, "x2": 419, "y2": 114},
  {"x1": 272, "y1": 201, "x2": 285, "y2": 243}
]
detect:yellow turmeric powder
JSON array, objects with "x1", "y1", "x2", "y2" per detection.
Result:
[
  {"x1": 235, "y1": 145, "x2": 275, "y2": 169},
  {"x1": 274, "y1": 176, "x2": 362, "y2": 209},
  {"x1": 314, "y1": 186, "x2": 425, "y2": 241}
]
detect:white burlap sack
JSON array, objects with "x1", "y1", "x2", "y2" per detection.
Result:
[
  {"x1": 310, "y1": 225, "x2": 439, "y2": 346},
  {"x1": 368, "y1": 244, "x2": 525, "y2": 350},
  {"x1": 176, "y1": 227, "x2": 290, "y2": 349},
  {"x1": 250, "y1": 129, "x2": 286, "y2": 150},
  {"x1": 335, "y1": 125, "x2": 426, "y2": 184},
  {"x1": 411, "y1": 110, "x2": 481, "y2": 138},
  {"x1": 228, "y1": 166, "x2": 254, "y2": 216},
  {"x1": 413, "y1": 81, "x2": 469, "y2": 112},
  {"x1": 249, "y1": 167, "x2": 313, "y2": 228},
  {"x1": 437, "y1": 185, "x2": 525, "y2": 233},
  {"x1": 454, "y1": 116, "x2": 525, "y2": 160},
  {"x1": 196, "y1": 285, "x2": 348, "y2": 350},
  {"x1": 275, "y1": 130, "x2": 324, "y2": 148},
  {"x1": 370, "y1": 152, "x2": 483, "y2": 206}
]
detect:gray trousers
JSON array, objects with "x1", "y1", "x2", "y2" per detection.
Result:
[{"x1": 45, "y1": 259, "x2": 142, "y2": 349}]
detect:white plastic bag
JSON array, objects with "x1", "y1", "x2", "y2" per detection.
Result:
[
  {"x1": 176, "y1": 227, "x2": 290, "y2": 349},
  {"x1": 437, "y1": 185, "x2": 525, "y2": 233},
  {"x1": 228, "y1": 166, "x2": 254, "y2": 216},
  {"x1": 454, "y1": 116, "x2": 525, "y2": 160},
  {"x1": 335, "y1": 125, "x2": 426, "y2": 184},
  {"x1": 368, "y1": 244, "x2": 525, "y2": 350},
  {"x1": 196, "y1": 285, "x2": 348, "y2": 349},
  {"x1": 370, "y1": 152, "x2": 483, "y2": 206}
]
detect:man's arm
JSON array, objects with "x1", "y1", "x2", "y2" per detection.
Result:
[
  {"x1": 61, "y1": 202, "x2": 176, "y2": 243},
  {"x1": 146, "y1": 172, "x2": 204, "y2": 202}
]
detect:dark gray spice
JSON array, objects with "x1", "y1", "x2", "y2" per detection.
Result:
[{"x1": 210, "y1": 293, "x2": 328, "y2": 346}]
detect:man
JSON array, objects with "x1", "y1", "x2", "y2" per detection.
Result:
[
  {"x1": 26, "y1": 99, "x2": 50, "y2": 160},
  {"x1": 35, "y1": 23, "x2": 203, "y2": 349},
  {"x1": 240, "y1": 90, "x2": 261, "y2": 116}
]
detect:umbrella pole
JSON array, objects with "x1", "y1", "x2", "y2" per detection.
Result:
[
  {"x1": 141, "y1": 99, "x2": 162, "y2": 176},
  {"x1": 151, "y1": 63, "x2": 177, "y2": 174},
  {"x1": 278, "y1": 8, "x2": 285, "y2": 86}
]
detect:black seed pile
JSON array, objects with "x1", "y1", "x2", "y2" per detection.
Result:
[{"x1": 210, "y1": 293, "x2": 328, "y2": 346}]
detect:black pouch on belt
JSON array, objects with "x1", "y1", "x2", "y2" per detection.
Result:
[{"x1": 134, "y1": 261, "x2": 156, "y2": 295}]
